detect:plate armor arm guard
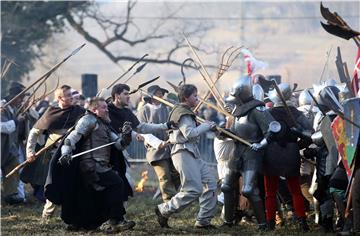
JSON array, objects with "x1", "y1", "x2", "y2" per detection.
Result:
[
  {"x1": 251, "y1": 120, "x2": 281, "y2": 151},
  {"x1": 65, "y1": 114, "x2": 97, "y2": 150}
]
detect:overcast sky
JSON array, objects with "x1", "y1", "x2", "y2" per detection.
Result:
[{"x1": 26, "y1": 1, "x2": 359, "y2": 97}]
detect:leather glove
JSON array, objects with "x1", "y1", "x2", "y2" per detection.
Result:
[
  {"x1": 122, "y1": 121, "x2": 132, "y2": 135},
  {"x1": 224, "y1": 104, "x2": 234, "y2": 114},
  {"x1": 120, "y1": 122, "x2": 132, "y2": 147},
  {"x1": 208, "y1": 121, "x2": 217, "y2": 132},
  {"x1": 303, "y1": 147, "x2": 317, "y2": 159},
  {"x1": 58, "y1": 140, "x2": 72, "y2": 165},
  {"x1": 166, "y1": 120, "x2": 177, "y2": 129},
  {"x1": 250, "y1": 139, "x2": 268, "y2": 151}
]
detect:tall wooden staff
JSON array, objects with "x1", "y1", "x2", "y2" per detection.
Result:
[
  {"x1": 3, "y1": 43, "x2": 86, "y2": 108},
  {"x1": 166, "y1": 80, "x2": 232, "y2": 117},
  {"x1": 183, "y1": 34, "x2": 225, "y2": 108},
  {"x1": 5, "y1": 135, "x2": 65, "y2": 178},
  {"x1": 106, "y1": 54, "x2": 148, "y2": 89},
  {"x1": 140, "y1": 89, "x2": 251, "y2": 146},
  {"x1": 194, "y1": 46, "x2": 242, "y2": 112}
]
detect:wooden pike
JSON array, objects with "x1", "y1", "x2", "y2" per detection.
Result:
[
  {"x1": 182, "y1": 34, "x2": 225, "y2": 108},
  {"x1": 5, "y1": 135, "x2": 64, "y2": 178},
  {"x1": 140, "y1": 89, "x2": 251, "y2": 146},
  {"x1": 3, "y1": 43, "x2": 86, "y2": 108},
  {"x1": 19, "y1": 76, "x2": 60, "y2": 116},
  {"x1": 106, "y1": 54, "x2": 148, "y2": 89},
  {"x1": 271, "y1": 80, "x2": 298, "y2": 127},
  {"x1": 194, "y1": 46, "x2": 242, "y2": 113},
  {"x1": 166, "y1": 80, "x2": 232, "y2": 117},
  {"x1": 17, "y1": 72, "x2": 52, "y2": 115}
]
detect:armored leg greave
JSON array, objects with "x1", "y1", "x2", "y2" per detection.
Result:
[
  {"x1": 241, "y1": 170, "x2": 266, "y2": 225},
  {"x1": 221, "y1": 171, "x2": 240, "y2": 223}
]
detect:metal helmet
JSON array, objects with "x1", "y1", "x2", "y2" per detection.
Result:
[
  {"x1": 252, "y1": 84, "x2": 264, "y2": 101},
  {"x1": 337, "y1": 83, "x2": 352, "y2": 102},
  {"x1": 268, "y1": 83, "x2": 292, "y2": 105},
  {"x1": 298, "y1": 89, "x2": 313, "y2": 106},
  {"x1": 317, "y1": 85, "x2": 341, "y2": 112},
  {"x1": 324, "y1": 78, "x2": 337, "y2": 87},
  {"x1": 226, "y1": 75, "x2": 253, "y2": 104}
]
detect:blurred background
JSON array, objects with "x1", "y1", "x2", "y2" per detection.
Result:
[{"x1": 1, "y1": 1, "x2": 359, "y2": 99}]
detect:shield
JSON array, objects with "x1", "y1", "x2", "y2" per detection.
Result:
[
  {"x1": 331, "y1": 98, "x2": 360, "y2": 177},
  {"x1": 320, "y1": 115, "x2": 339, "y2": 176}
]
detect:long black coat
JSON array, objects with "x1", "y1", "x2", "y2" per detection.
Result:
[
  {"x1": 44, "y1": 133, "x2": 132, "y2": 229},
  {"x1": 263, "y1": 106, "x2": 312, "y2": 177}
]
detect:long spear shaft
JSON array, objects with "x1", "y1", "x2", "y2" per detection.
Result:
[
  {"x1": 4, "y1": 43, "x2": 86, "y2": 108},
  {"x1": 183, "y1": 34, "x2": 225, "y2": 108},
  {"x1": 124, "y1": 63, "x2": 147, "y2": 84},
  {"x1": 271, "y1": 81, "x2": 298, "y2": 127},
  {"x1": 5, "y1": 135, "x2": 64, "y2": 178},
  {"x1": 193, "y1": 46, "x2": 242, "y2": 112},
  {"x1": 319, "y1": 46, "x2": 332, "y2": 84},
  {"x1": 106, "y1": 54, "x2": 148, "y2": 89},
  {"x1": 140, "y1": 89, "x2": 251, "y2": 146},
  {"x1": 16, "y1": 73, "x2": 51, "y2": 115},
  {"x1": 166, "y1": 80, "x2": 231, "y2": 117}
]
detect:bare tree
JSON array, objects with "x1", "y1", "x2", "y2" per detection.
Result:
[{"x1": 64, "y1": 1, "x2": 214, "y2": 69}]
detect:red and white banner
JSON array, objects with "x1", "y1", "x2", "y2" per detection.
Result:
[
  {"x1": 240, "y1": 48, "x2": 268, "y2": 76},
  {"x1": 351, "y1": 46, "x2": 360, "y2": 95}
]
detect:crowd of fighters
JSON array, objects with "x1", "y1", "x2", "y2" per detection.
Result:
[{"x1": 1, "y1": 74, "x2": 359, "y2": 234}]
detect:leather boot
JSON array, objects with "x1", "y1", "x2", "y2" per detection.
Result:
[
  {"x1": 299, "y1": 218, "x2": 310, "y2": 232},
  {"x1": 267, "y1": 219, "x2": 275, "y2": 231},
  {"x1": 251, "y1": 200, "x2": 266, "y2": 226}
]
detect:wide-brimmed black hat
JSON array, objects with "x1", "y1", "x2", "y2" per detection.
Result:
[
  {"x1": 6, "y1": 81, "x2": 29, "y2": 100},
  {"x1": 147, "y1": 85, "x2": 168, "y2": 96}
]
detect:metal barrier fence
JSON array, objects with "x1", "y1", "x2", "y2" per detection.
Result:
[{"x1": 127, "y1": 132, "x2": 217, "y2": 164}]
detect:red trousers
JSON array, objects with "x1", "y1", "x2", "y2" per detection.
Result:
[{"x1": 264, "y1": 175, "x2": 306, "y2": 221}]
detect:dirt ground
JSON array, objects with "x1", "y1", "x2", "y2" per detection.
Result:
[{"x1": 1, "y1": 163, "x2": 326, "y2": 235}]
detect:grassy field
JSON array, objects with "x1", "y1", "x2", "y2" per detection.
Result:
[
  {"x1": 1, "y1": 190, "x2": 328, "y2": 236},
  {"x1": 1, "y1": 164, "x2": 328, "y2": 235}
]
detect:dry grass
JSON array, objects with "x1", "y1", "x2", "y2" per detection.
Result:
[
  {"x1": 1, "y1": 164, "x2": 328, "y2": 235},
  {"x1": 1, "y1": 189, "x2": 328, "y2": 236}
]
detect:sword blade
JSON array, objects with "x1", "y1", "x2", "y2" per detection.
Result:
[{"x1": 71, "y1": 141, "x2": 116, "y2": 159}]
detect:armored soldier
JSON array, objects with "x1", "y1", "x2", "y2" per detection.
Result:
[
  {"x1": 264, "y1": 83, "x2": 313, "y2": 231},
  {"x1": 221, "y1": 75, "x2": 280, "y2": 230},
  {"x1": 305, "y1": 85, "x2": 341, "y2": 232},
  {"x1": 297, "y1": 89, "x2": 318, "y2": 214},
  {"x1": 45, "y1": 97, "x2": 135, "y2": 233}
]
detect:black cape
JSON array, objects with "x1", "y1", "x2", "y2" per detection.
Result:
[
  {"x1": 44, "y1": 128, "x2": 132, "y2": 229},
  {"x1": 34, "y1": 105, "x2": 85, "y2": 131},
  {"x1": 263, "y1": 106, "x2": 303, "y2": 176},
  {"x1": 20, "y1": 105, "x2": 85, "y2": 186}
]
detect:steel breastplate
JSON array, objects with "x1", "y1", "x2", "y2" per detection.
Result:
[
  {"x1": 231, "y1": 115, "x2": 263, "y2": 143},
  {"x1": 82, "y1": 121, "x2": 111, "y2": 165}
]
